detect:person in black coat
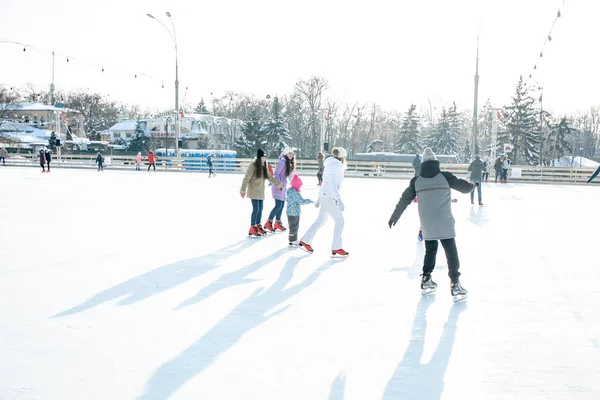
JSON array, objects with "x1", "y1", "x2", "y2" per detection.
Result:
[
  {"x1": 207, "y1": 154, "x2": 215, "y2": 178},
  {"x1": 39, "y1": 148, "x2": 46, "y2": 172},
  {"x1": 45, "y1": 148, "x2": 52, "y2": 172},
  {"x1": 96, "y1": 152, "x2": 104, "y2": 171}
]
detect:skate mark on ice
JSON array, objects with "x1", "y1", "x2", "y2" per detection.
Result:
[
  {"x1": 137, "y1": 257, "x2": 334, "y2": 400},
  {"x1": 328, "y1": 372, "x2": 346, "y2": 400},
  {"x1": 53, "y1": 239, "x2": 261, "y2": 318}
]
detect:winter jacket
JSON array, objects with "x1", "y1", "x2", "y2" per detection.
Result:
[
  {"x1": 271, "y1": 154, "x2": 292, "y2": 201},
  {"x1": 318, "y1": 156, "x2": 345, "y2": 201},
  {"x1": 207, "y1": 156, "x2": 213, "y2": 167},
  {"x1": 148, "y1": 153, "x2": 156, "y2": 164},
  {"x1": 96, "y1": 154, "x2": 104, "y2": 164},
  {"x1": 467, "y1": 157, "x2": 485, "y2": 181},
  {"x1": 587, "y1": 165, "x2": 600, "y2": 183},
  {"x1": 494, "y1": 158, "x2": 503, "y2": 171},
  {"x1": 0, "y1": 148, "x2": 8, "y2": 157},
  {"x1": 502, "y1": 159, "x2": 511, "y2": 169},
  {"x1": 45, "y1": 150, "x2": 52, "y2": 163},
  {"x1": 317, "y1": 154, "x2": 324, "y2": 174},
  {"x1": 412, "y1": 155, "x2": 422, "y2": 177},
  {"x1": 286, "y1": 188, "x2": 314, "y2": 216},
  {"x1": 390, "y1": 160, "x2": 474, "y2": 240},
  {"x1": 135, "y1": 154, "x2": 142, "y2": 164},
  {"x1": 39, "y1": 150, "x2": 46, "y2": 164},
  {"x1": 240, "y1": 162, "x2": 281, "y2": 200}
]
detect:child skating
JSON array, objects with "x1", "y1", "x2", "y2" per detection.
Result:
[
  {"x1": 388, "y1": 148, "x2": 475, "y2": 302},
  {"x1": 286, "y1": 174, "x2": 314, "y2": 246}
]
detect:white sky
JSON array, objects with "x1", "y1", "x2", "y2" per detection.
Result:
[{"x1": 0, "y1": 0, "x2": 596, "y2": 116}]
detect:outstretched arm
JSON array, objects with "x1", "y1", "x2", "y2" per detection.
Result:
[
  {"x1": 588, "y1": 166, "x2": 600, "y2": 183},
  {"x1": 389, "y1": 179, "x2": 417, "y2": 228},
  {"x1": 442, "y1": 172, "x2": 475, "y2": 194}
]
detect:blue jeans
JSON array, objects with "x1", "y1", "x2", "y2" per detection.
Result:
[
  {"x1": 268, "y1": 199, "x2": 285, "y2": 221},
  {"x1": 470, "y1": 180, "x2": 482, "y2": 202},
  {"x1": 251, "y1": 199, "x2": 263, "y2": 225}
]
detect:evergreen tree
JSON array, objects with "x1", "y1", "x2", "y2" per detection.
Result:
[
  {"x1": 234, "y1": 109, "x2": 263, "y2": 157},
  {"x1": 464, "y1": 139, "x2": 471, "y2": 162},
  {"x1": 546, "y1": 117, "x2": 575, "y2": 164},
  {"x1": 367, "y1": 139, "x2": 384, "y2": 153},
  {"x1": 502, "y1": 77, "x2": 540, "y2": 164},
  {"x1": 194, "y1": 98, "x2": 210, "y2": 114},
  {"x1": 394, "y1": 104, "x2": 423, "y2": 154},
  {"x1": 424, "y1": 108, "x2": 461, "y2": 156},
  {"x1": 261, "y1": 97, "x2": 292, "y2": 156},
  {"x1": 128, "y1": 121, "x2": 154, "y2": 153},
  {"x1": 48, "y1": 131, "x2": 57, "y2": 151}
]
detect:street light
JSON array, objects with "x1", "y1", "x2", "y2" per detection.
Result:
[{"x1": 147, "y1": 12, "x2": 180, "y2": 158}]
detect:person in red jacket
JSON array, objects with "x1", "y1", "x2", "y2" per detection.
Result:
[{"x1": 147, "y1": 150, "x2": 157, "y2": 172}]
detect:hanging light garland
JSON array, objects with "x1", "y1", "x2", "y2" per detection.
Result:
[{"x1": 526, "y1": 4, "x2": 564, "y2": 84}]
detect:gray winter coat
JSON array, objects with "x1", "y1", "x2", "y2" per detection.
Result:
[
  {"x1": 390, "y1": 160, "x2": 474, "y2": 240},
  {"x1": 467, "y1": 157, "x2": 485, "y2": 181}
]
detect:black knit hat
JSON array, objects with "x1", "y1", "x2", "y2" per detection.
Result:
[{"x1": 257, "y1": 148, "x2": 266, "y2": 158}]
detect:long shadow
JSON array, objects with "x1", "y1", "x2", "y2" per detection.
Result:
[
  {"x1": 54, "y1": 239, "x2": 260, "y2": 318},
  {"x1": 328, "y1": 372, "x2": 346, "y2": 400},
  {"x1": 382, "y1": 297, "x2": 467, "y2": 400},
  {"x1": 391, "y1": 242, "x2": 446, "y2": 277},
  {"x1": 468, "y1": 207, "x2": 489, "y2": 227},
  {"x1": 138, "y1": 256, "x2": 333, "y2": 400},
  {"x1": 175, "y1": 247, "x2": 292, "y2": 310}
]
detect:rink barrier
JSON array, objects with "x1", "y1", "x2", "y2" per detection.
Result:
[{"x1": 2, "y1": 154, "x2": 598, "y2": 185}]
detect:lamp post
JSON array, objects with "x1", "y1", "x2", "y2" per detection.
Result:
[{"x1": 147, "y1": 12, "x2": 180, "y2": 158}]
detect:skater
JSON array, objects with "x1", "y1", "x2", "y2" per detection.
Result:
[
  {"x1": 501, "y1": 156, "x2": 511, "y2": 182},
  {"x1": 45, "y1": 148, "x2": 52, "y2": 172},
  {"x1": 482, "y1": 156, "x2": 490, "y2": 182},
  {"x1": 240, "y1": 148, "x2": 283, "y2": 237},
  {"x1": 587, "y1": 165, "x2": 600, "y2": 183},
  {"x1": 135, "y1": 152, "x2": 142, "y2": 171},
  {"x1": 264, "y1": 148, "x2": 295, "y2": 233},
  {"x1": 96, "y1": 152, "x2": 104, "y2": 171},
  {"x1": 494, "y1": 156, "x2": 503, "y2": 183},
  {"x1": 299, "y1": 147, "x2": 349, "y2": 257},
  {"x1": 467, "y1": 154, "x2": 485, "y2": 205},
  {"x1": 412, "y1": 153, "x2": 422, "y2": 177},
  {"x1": 0, "y1": 145, "x2": 7, "y2": 165},
  {"x1": 39, "y1": 148, "x2": 46, "y2": 172},
  {"x1": 286, "y1": 174, "x2": 314, "y2": 246},
  {"x1": 207, "y1": 154, "x2": 215, "y2": 178},
  {"x1": 317, "y1": 151, "x2": 324, "y2": 186},
  {"x1": 388, "y1": 148, "x2": 475, "y2": 301},
  {"x1": 147, "y1": 150, "x2": 156, "y2": 171}
]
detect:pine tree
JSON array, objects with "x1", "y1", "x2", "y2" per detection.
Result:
[
  {"x1": 502, "y1": 77, "x2": 540, "y2": 164},
  {"x1": 128, "y1": 121, "x2": 154, "y2": 153},
  {"x1": 464, "y1": 140, "x2": 471, "y2": 162},
  {"x1": 234, "y1": 109, "x2": 263, "y2": 157},
  {"x1": 194, "y1": 98, "x2": 210, "y2": 114},
  {"x1": 367, "y1": 139, "x2": 384, "y2": 153},
  {"x1": 261, "y1": 97, "x2": 292, "y2": 156},
  {"x1": 546, "y1": 117, "x2": 575, "y2": 164},
  {"x1": 394, "y1": 104, "x2": 423, "y2": 154},
  {"x1": 48, "y1": 131, "x2": 57, "y2": 151},
  {"x1": 424, "y1": 108, "x2": 461, "y2": 156}
]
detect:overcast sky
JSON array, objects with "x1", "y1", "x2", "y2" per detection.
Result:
[{"x1": 0, "y1": 0, "x2": 595, "y2": 116}]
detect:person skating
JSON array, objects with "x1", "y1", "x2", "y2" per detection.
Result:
[
  {"x1": 388, "y1": 148, "x2": 475, "y2": 302},
  {"x1": 587, "y1": 165, "x2": 600, "y2": 183},
  {"x1": 317, "y1": 152, "x2": 324, "y2": 186},
  {"x1": 96, "y1": 152, "x2": 104, "y2": 171},
  {"x1": 468, "y1": 154, "x2": 485, "y2": 205},
  {"x1": 0, "y1": 146, "x2": 7, "y2": 165},
  {"x1": 135, "y1": 152, "x2": 142, "y2": 171},
  {"x1": 286, "y1": 174, "x2": 314, "y2": 246},
  {"x1": 412, "y1": 153, "x2": 422, "y2": 177},
  {"x1": 494, "y1": 156, "x2": 503, "y2": 183},
  {"x1": 299, "y1": 147, "x2": 349, "y2": 257},
  {"x1": 39, "y1": 148, "x2": 46, "y2": 172},
  {"x1": 147, "y1": 150, "x2": 157, "y2": 171},
  {"x1": 240, "y1": 149, "x2": 283, "y2": 237},
  {"x1": 264, "y1": 148, "x2": 295, "y2": 233},
  {"x1": 207, "y1": 154, "x2": 215, "y2": 178},
  {"x1": 501, "y1": 156, "x2": 511, "y2": 183},
  {"x1": 45, "y1": 148, "x2": 52, "y2": 172},
  {"x1": 482, "y1": 156, "x2": 490, "y2": 182}
]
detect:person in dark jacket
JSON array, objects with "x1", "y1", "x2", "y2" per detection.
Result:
[
  {"x1": 45, "y1": 148, "x2": 52, "y2": 172},
  {"x1": 207, "y1": 154, "x2": 215, "y2": 178},
  {"x1": 39, "y1": 148, "x2": 46, "y2": 172},
  {"x1": 96, "y1": 152, "x2": 104, "y2": 171},
  {"x1": 388, "y1": 148, "x2": 475, "y2": 301},
  {"x1": 587, "y1": 165, "x2": 600, "y2": 183},
  {"x1": 317, "y1": 152, "x2": 324, "y2": 186},
  {"x1": 494, "y1": 156, "x2": 503, "y2": 183},
  {"x1": 412, "y1": 154, "x2": 422, "y2": 177},
  {"x1": 467, "y1": 154, "x2": 485, "y2": 205}
]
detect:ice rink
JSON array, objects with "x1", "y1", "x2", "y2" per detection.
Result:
[{"x1": 1, "y1": 166, "x2": 599, "y2": 400}]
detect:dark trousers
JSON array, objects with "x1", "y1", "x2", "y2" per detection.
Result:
[
  {"x1": 208, "y1": 167, "x2": 215, "y2": 176},
  {"x1": 287, "y1": 215, "x2": 300, "y2": 242},
  {"x1": 268, "y1": 199, "x2": 285, "y2": 221},
  {"x1": 423, "y1": 238, "x2": 461, "y2": 282},
  {"x1": 495, "y1": 168, "x2": 502, "y2": 182},
  {"x1": 317, "y1": 173, "x2": 323, "y2": 183},
  {"x1": 251, "y1": 199, "x2": 264, "y2": 225},
  {"x1": 0, "y1": 156, "x2": 5, "y2": 165},
  {"x1": 46, "y1": 161, "x2": 51, "y2": 171},
  {"x1": 97, "y1": 162, "x2": 103, "y2": 171},
  {"x1": 482, "y1": 172, "x2": 488, "y2": 181},
  {"x1": 501, "y1": 169, "x2": 508, "y2": 181},
  {"x1": 148, "y1": 163, "x2": 156, "y2": 171},
  {"x1": 40, "y1": 162, "x2": 45, "y2": 171}
]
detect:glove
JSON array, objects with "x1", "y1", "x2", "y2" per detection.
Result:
[
  {"x1": 338, "y1": 199, "x2": 345, "y2": 211},
  {"x1": 315, "y1": 200, "x2": 320, "y2": 208},
  {"x1": 388, "y1": 219, "x2": 397, "y2": 229},
  {"x1": 240, "y1": 192, "x2": 246, "y2": 198},
  {"x1": 474, "y1": 182, "x2": 480, "y2": 187}
]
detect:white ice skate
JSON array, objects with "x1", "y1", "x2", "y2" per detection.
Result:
[
  {"x1": 421, "y1": 274, "x2": 437, "y2": 295},
  {"x1": 451, "y1": 281, "x2": 468, "y2": 302}
]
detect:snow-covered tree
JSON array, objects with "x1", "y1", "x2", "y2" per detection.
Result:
[
  {"x1": 367, "y1": 139, "x2": 384, "y2": 153},
  {"x1": 261, "y1": 97, "x2": 292, "y2": 156},
  {"x1": 501, "y1": 77, "x2": 540, "y2": 164},
  {"x1": 194, "y1": 98, "x2": 210, "y2": 114},
  {"x1": 234, "y1": 109, "x2": 264, "y2": 157},
  {"x1": 62, "y1": 91, "x2": 119, "y2": 140},
  {"x1": 394, "y1": 104, "x2": 422, "y2": 154},
  {"x1": 425, "y1": 107, "x2": 461, "y2": 156},
  {"x1": 48, "y1": 131, "x2": 57, "y2": 151},
  {"x1": 128, "y1": 121, "x2": 155, "y2": 153},
  {"x1": 546, "y1": 117, "x2": 575, "y2": 164}
]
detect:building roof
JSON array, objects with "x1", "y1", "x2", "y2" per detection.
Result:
[
  {"x1": 108, "y1": 120, "x2": 138, "y2": 131},
  {"x1": 1, "y1": 102, "x2": 80, "y2": 113}
]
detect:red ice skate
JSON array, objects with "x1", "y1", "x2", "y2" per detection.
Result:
[
  {"x1": 299, "y1": 241, "x2": 313, "y2": 254},
  {"x1": 264, "y1": 220, "x2": 275, "y2": 232},
  {"x1": 331, "y1": 249, "x2": 349, "y2": 257},
  {"x1": 274, "y1": 221, "x2": 286, "y2": 231}
]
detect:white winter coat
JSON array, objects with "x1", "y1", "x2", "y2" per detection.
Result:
[{"x1": 318, "y1": 156, "x2": 344, "y2": 201}]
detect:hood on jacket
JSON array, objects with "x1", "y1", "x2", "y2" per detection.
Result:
[{"x1": 420, "y1": 160, "x2": 441, "y2": 178}]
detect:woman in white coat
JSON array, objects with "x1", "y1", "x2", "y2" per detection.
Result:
[{"x1": 299, "y1": 147, "x2": 349, "y2": 257}]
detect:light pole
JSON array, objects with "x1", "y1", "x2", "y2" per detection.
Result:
[{"x1": 147, "y1": 12, "x2": 180, "y2": 158}]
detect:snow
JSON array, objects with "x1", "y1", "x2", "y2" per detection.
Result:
[
  {"x1": 1, "y1": 167, "x2": 599, "y2": 400},
  {"x1": 552, "y1": 156, "x2": 600, "y2": 168}
]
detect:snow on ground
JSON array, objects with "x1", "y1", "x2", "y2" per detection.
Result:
[{"x1": 0, "y1": 166, "x2": 599, "y2": 400}]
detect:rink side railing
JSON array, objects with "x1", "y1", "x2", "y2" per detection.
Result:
[{"x1": 3, "y1": 153, "x2": 598, "y2": 185}]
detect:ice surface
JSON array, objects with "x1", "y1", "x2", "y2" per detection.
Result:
[{"x1": 0, "y1": 167, "x2": 599, "y2": 399}]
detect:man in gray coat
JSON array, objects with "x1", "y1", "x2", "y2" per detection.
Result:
[
  {"x1": 467, "y1": 154, "x2": 485, "y2": 205},
  {"x1": 388, "y1": 148, "x2": 475, "y2": 301}
]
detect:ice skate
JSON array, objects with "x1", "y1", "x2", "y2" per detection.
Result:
[
  {"x1": 298, "y1": 241, "x2": 313, "y2": 254},
  {"x1": 331, "y1": 249, "x2": 349, "y2": 258},
  {"x1": 478, "y1": 201, "x2": 483, "y2": 206},
  {"x1": 274, "y1": 221, "x2": 287, "y2": 232},
  {"x1": 421, "y1": 273, "x2": 437, "y2": 295},
  {"x1": 451, "y1": 281, "x2": 468, "y2": 302},
  {"x1": 289, "y1": 240, "x2": 300, "y2": 248},
  {"x1": 263, "y1": 220, "x2": 275, "y2": 233},
  {"x1": 256, "y1": 224, "x2": 267, "y2": 235},
  {"x1": 248, "y1": 225, "x2": 261, "y2": 238}
]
